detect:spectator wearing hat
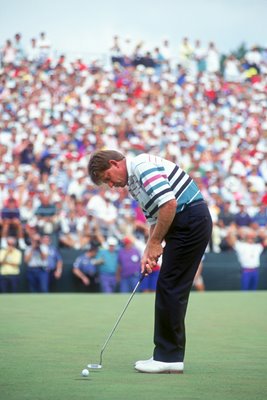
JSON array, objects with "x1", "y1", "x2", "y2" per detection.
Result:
[
  {"x1": 72, "y1": 242, "x2": 101, "y2": 292},
  {"x1": 0, "y1": 236, "x2": 23, "y2": 293},
  {"x1": 87, "y1": 188, "x2": 118, "y2": 238},
  {"x1": 117, "y1": 236, "x2": 141, "y2": 292}
]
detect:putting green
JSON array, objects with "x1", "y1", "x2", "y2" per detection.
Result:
[{"x1": 0, "y1": 292, "x2": 266, "y2": 400}]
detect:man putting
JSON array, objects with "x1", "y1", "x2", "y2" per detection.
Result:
[{"x1": 88, "y1": 150, "x2": 212, "y2": 374}]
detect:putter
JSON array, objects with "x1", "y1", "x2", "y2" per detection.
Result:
[{"x1": 87, "y1": 273, "x2": 145, "y2": 370}]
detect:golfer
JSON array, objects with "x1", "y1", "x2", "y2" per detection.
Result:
[{"x1": 88, "y1": 150, "x2": 212, "y2": 374}]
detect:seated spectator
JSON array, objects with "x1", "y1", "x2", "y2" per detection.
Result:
[
  {"x1": 0, "y1": 236, "x2": 23, "y2": 293},
  {"x1": 116, "y1": 198, "x2": 136, "y2": 238},
  {"x1": 87, "y1": 188, "x2": 118, "y2": 238},
  {"x1": 1, "y1": 194, "x2": 26, "y2": 250},
  {"x1": 246, "y1": 165, "x2": 266, "y2": 194},
  {"x1": 59, "y1": 209, "x2": 90, "y2": 249},
  {"x1": 35, "y1": 193, "x2": 57, "y2": 217},
  {"x1": 67, "y1": 170, "x2": 87, "y2": 200},
  {"x1": 234, "y1": 202, "x2": 253, "y2": 227},
  {"x1": 72, "y1": 242, "x2": 101, "y2": 292},
  {"x1": 13, "y1": 139, "x2": 35, "y2": 165},
  {"x1": 34, "y1": 193, "x2": 59, "y2": 241}
]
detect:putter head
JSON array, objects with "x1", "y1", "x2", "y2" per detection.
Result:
[{"x1": 87, "y1": 363, "x2": 102, "y2": 369}]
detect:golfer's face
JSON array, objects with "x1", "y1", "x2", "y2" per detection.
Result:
[{"x1": 102, "y1": 160, "x2": 127, "y2": 188}]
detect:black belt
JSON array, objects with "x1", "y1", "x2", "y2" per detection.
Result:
[{"x1": 186, "y1": 200, "x2": 206, "y2": 209}]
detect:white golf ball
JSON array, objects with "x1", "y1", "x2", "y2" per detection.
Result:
[{"x1": 81, "y1": 368, "x2": 89, "y2": 377}]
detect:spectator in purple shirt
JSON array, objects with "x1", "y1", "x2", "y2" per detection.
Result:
[
  {"x1": 117, "y1": 236, "x2": 141, "y2": 293},
  {"x1": 234, "y1": 203, "x2": 252, "y2": 227}
]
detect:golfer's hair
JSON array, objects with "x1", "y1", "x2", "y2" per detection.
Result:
[{"x1": 88, "y1": 150, "x2": 125, "y2": 185}]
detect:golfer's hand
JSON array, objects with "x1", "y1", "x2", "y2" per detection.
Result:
[{"x1": 141, "y1": 241, "x2": 163, "y2": 274}]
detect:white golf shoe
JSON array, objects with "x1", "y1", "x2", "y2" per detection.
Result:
[
  {"x1": 134, "y1": 357, "x2": 153, "y2": 367},
  {"x1": 135, "y1": 359, "x2": 184, "y2": 374}
]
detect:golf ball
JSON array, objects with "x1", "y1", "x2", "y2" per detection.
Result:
[{"x1": 81, "y1": 368, "x2": 89, "y2": 377}]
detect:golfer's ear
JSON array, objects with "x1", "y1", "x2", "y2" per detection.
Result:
[{"x1": 109, "y1": 160, "x2": 118, "y2": 167}]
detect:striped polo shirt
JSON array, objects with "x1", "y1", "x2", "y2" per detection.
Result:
[{"x1": 126, "y1": 154, "x2": 203, "y2": 225}]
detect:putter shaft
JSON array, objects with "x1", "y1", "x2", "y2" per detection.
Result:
[{"x1": 99, "y1": 273, "x2": 145, "y2": 365}]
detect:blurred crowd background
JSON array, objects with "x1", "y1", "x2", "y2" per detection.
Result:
[{"x1": 0, "y1": 32, "x2": 267, "y2": 292}]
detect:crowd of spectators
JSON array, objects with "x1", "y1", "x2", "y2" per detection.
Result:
[{"x1": 0, "y1": 32, "x2": 267, "y2": 292}]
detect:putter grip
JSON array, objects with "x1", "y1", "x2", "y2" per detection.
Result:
[{"x1": 140, "y1": 272, "x2": 146, "y2": 282}]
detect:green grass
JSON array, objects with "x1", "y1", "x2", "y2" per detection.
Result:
[{"x1": 0, "y1": 292, "x2": 267, "y2": 400}]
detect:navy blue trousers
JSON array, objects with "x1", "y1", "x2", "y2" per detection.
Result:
[
  {"x1": 27, "y1": 267, "x2": 49, "y2": 293},
  {"x1": 241, "y1": 268, "x2": 259, "y2": 290},
  {"x1": 0, "y1": 275, "x2": 20, "y2": 293},
  {"x1": 153, "y1": 202, "x2": 212, "y2": 362}
]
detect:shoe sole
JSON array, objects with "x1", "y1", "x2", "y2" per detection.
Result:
[{"x1": 135, "y1": 369, "x2": 184, "y2": 374}]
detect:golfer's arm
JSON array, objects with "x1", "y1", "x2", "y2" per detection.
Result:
[{"x1": 149, "y1": 199, "x2": 177, "y2": 244}]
